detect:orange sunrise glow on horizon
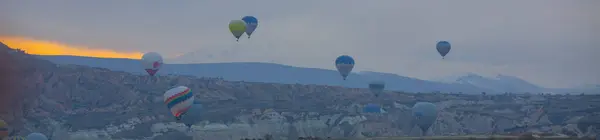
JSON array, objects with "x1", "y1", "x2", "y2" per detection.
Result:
[{"x1": 0, "y1": 36, "x2": 143, "y2": 59}]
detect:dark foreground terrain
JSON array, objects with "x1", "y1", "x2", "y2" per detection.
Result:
[{"x1": 0, "y1": 42, "x2": 598, "y2": 140}]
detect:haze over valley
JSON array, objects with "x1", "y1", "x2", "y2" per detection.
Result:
[{"x1": 38, "y1": 55, "x2": 599, "y2": 94}]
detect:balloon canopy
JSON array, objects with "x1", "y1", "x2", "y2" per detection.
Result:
[
  {"x1": 179, "y1": 103, "x2": 203, "y2": 127},
  {"x1": 26, "y1": 132, "x2": 48, "y2": 140},
  {"x1": 241, "y1": 16, "x2": 259, "y2": 38},
  {"x1": 335, "y1": 55, "x2": 355, "y2": 80},
  {"x1": 164, "y1": 86, "x2": 194, "y2": 119},
  {"x1": 436, "y1": 41, "x2": 451, "y2": 59},
  {"x1": 229, "y1": 20, "x2": 247, "y2": 41},
  {"x1": 141, "y1": 52, "x2": 163, "y2": 76},
  {"x1": 368, "y1": 81, "x2": 385, "y2": 97},
  {"x1": 411, "y1": 102, "x2": 438, "y2": 135},
  {"x1": 363, "y1": 103, "x2": 382, "y2": 113}
]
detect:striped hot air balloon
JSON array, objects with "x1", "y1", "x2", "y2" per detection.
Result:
[{"x1": 163, "y1": 86, "x2": 194, "y2": 120}]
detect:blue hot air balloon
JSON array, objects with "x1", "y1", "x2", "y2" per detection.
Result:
[
  {"x1": 363, "y1": 103, "x2": 382, "y2": 113},
  {"x1": 242, "y1": 16, "x2": 259, "y2": 39},
  {"x1": 369, "y1": 81, "x2": 385, "y2": 97},
  {"x1": 26, "y1": 132, "x2": 48, "y2": 140},
  {"x1": 335, "y1": 55, "x2": 355, "y2": 80},
  {"x1": 178, "y1": 103, "x2": 203, "y2": 128},
  {"x1": 436, "y1": 41, "x2": 451, "y2": 59},
  {"x1": 411, "y1": 102, "x2": 438, "y2": 136}
]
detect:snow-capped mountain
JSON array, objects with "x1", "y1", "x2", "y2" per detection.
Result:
[
  {"x1": 433, "y1": 73, "x2": 543, "y2": 93},
  {"x1": 434, "y1": 73, "x2": 600, "y2": 94}
]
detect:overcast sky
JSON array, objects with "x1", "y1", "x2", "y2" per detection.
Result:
[{"x1": 1, "y1": 0, "x2": 598, "y2": 88}]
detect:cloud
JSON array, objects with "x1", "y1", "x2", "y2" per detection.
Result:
[
  {"x1": 1, "y1": 0, "x2": 598, "y2": 88},
  {"x1": 0, "y1": 36, "x2": 143, "y2": 59}
]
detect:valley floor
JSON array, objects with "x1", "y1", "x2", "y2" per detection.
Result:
[{"x1": 331, "y1": 135, "x2": 579, "y2": 140}]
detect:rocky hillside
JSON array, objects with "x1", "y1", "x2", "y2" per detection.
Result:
[{"x1": 1, "y1": 43, "x2": 599, "y2": 140}]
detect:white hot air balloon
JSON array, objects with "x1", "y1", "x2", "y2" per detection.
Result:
[{"x1": 141, "y1": 52, "x2": 163, "y2": 76}]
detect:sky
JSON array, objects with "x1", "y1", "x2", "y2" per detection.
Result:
[{"x1": 0, "y1": 0, "x2": 598, "y2": 88}]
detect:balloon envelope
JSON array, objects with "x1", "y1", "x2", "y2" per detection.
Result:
[
  {"x1": 436, "y1": 41, "x2": 451, "y2": 58},
  {"x1": 26, "y1": 133, "x2": 48, "y2": 140},
  {"x1": 164, "y1": 86, "x2": 194, "y2": 118},
  {"x1": 241, "y1": 16, "x2": 258, "y2": 38},
  {"x1": 369, "y1": 81, "x2": 385, "y2": 97},
  {"x1": 141, "y1": 52, "x2": 163, "y2": 76},
  {"x1": 180, "y1": 103, "x2": 203, "y2": 127},
  {"x1": 363, "y1": 103, "x2": 382, "y2": 113},
  {"x1": 335, "y1": 55, "x2": 355, "y2": 80},
  {"x1": 412, "y1": 102, "x2": 438, "y2": 134},
  {"x1": 229, "y1": 20, "x2": 247, "y2": 41},
  {"x1": 547, "y1": 114, "x2": 567, "y2": 125}
]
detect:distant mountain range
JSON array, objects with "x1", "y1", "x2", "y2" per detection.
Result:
[
  {"x1": 37, "y1": 55, "x2": 598, "y2": 94},
  {"x1": 433, "y1": 73, "x2": 543, "y2": 93}
]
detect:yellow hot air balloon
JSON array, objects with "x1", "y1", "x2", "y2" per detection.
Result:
[{"x1": 229, "y1": 20, "x2": 247, "y2": 42}]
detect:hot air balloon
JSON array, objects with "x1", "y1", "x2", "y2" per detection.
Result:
[
  {"x1": 164, "y1": 86, "x2": 194, "y2": 120},
  {"x1": 335, "y1": 55, "x2": 355, "y2": 80},
  {"x1": 0, "y1": 119, "x2": 7, "y2": 138},
  {"x1": 363, "y1": 103, "x2": 382, "y2": 113},
  {"x1": 26, "y1": 132, "x2": 48, "y2": 140},
  {"x1": 229, "y1": 20, "x2": 247, "y2": 42},
  {"x1": 411, "y1": 102, "x2": 438, "y2": 136},
  {"x1": 547, "y1": 114, "x2": 568, "y2": 125},
  {"x1": 369, "y1": 81, "x2": 385, "y2": 97},
  {"x1": 241, "y1": 16, "x2": 258, "y2": 39},
  {"x1": 179, "y1": 103, "x2": 203, "y2": 128},
  {"x1": 436, "y1": 41, "x2": 451, "y2": 59},
  {"x1": 141, "y1": 52, "x2": 163, "y2": 76}
]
